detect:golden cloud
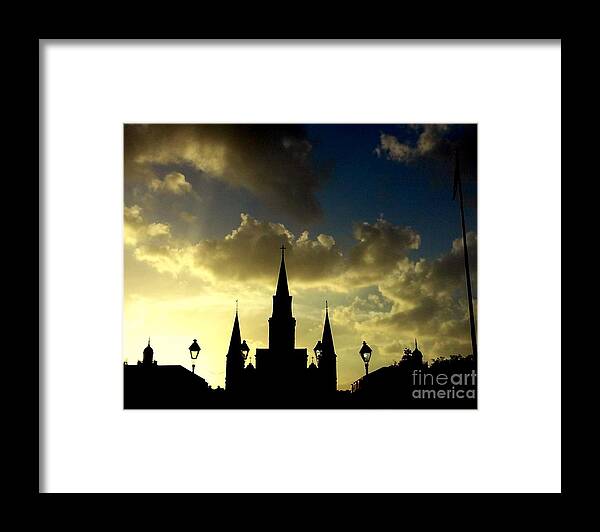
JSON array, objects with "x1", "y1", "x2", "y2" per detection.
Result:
[
  {"x1": 124, "y1": 210, "x2": 477, "y2": 383},
  {"x1": 148, "y1": 171, "x2": 192, "y2": 195}
]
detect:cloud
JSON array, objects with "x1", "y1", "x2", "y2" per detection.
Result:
[
  {"x1": 124, "y1": 204, "x2": 143, "y2": 224},
  {"x1": 190, "y1": 213, "x2": 345, "y2": 285},
  {"x1": 124, "y1": 124, "x2": 331, "y2": 222},
  {"x1": 370, "y1": 232, "x2": 477, "y2": 355},
  {"x1": 148, "y1": 171, "x2": 192, "y2": 195},
  {"x1": 312, "y1": 231, "x2": 478, "y2": 365},
  {"x1": 129, "y1": 212, "x2": 421, "y2": 291},
  {"x1": 125, "y1": 211, "x2": 475, "y2": 360},
  {"x1": 347, "y1": 217, "x2": 421, "y2": 282},
  {"x1": 179, "y1": 211, "x2": 198, "y2": 224},
  {"x1": 133, "y1": 244, "x2": 196, "y2": 276},
  {"x1": 375, "y1": 125, "x2": 450, "y2": 163},
  {"x1": 374, "y1": 124, "x2": 478, "y2": 186},
  {"x1": 124, "y1": 204, "x2": 172, "y2": 247},
  {"x1": 125, "y1": 210, "x2": 477, "y2": 385},
  {"x1": 146, "y1": 222, "x2": 171, "y2": 237}
]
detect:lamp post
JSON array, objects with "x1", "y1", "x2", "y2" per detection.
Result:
[
  {"x1": 189, "y1": 338, "x2": 201, "y2": 374},
  {"x1": 313, "y1": 340, "x2": 323, "y2": 367},
  {"x1": 359, "y1": 340, "x2": 372, "y2": 376},
  {"x1": 241, "y1": 340, "x2": 250, "y2": 365}
]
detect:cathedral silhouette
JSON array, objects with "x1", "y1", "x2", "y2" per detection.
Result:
[
  {"x1": 225, "y1": 245, "x2": 337, "y2": 400},
  {"x1": 124, "y1": 245, "x2": 477, "y2": 409}
]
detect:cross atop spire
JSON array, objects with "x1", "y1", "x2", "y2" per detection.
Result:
[
  {"x1": 275, "y1": 244, "x2": 290, "y2": 297},
  {"x1": 235, "y1": 299, "x2": 239, "y2": 314}
]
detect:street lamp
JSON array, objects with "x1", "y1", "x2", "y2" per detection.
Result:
[
  {"x1": 189, "y1": 338, "x2": 201, "y2": 374},
  {"x1": 241, "y1": 340, "x2": 250, "y2": 364},
  {"x1": 359, "y1": 340, "x2": 372, "y2": 376},
  {"x1": 313, "y1": 340, "x2": 323, "y2": 366}
]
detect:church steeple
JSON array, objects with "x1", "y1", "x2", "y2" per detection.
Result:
[
  {"x1": 321, "y1": 300, "x2": 335, "y2": 356},
  {"x1": 275, "y1": 244, "x2": 290, "y2": 297},
  {"x1": 225, "y1": 302, "x2": 244, "y2": 392},
  {"x1": 318, "y1": 300, "x2": 337, "y2": 393},
  {"x1": 228, "y1": 308, "x2": 241, "y2": 354},
  {"x1": 268, "y1": 244, "x2": 296, "y2": 352}
]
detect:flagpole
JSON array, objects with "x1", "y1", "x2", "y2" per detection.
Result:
[{"x1": 454, "y1": 150, "x2": 477, "y2": 359}]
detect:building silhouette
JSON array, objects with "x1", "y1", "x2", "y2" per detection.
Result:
[
  {"x1": 124, "y1": 339, "x2": 210, "y2": 408},
  {"x1": 253, "y1": 245, "x2": 308, "y2": 396},
  {"x1": 225, "y1": 245, "x2": 338, "y2": 402},
  {"x1": 124, "y1": 248, "x2": 476, "y2": 409}
]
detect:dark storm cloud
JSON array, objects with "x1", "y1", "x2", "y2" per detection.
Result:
[
  {"x1": 124, "y1": 124, "x2": 331, "y2": 223},
  {"x1": 348, "y1": 217, "x2": 421, "y2": 279},
  {"x1": 374, "y1": 124, "x2": 477, "y2": 184}
]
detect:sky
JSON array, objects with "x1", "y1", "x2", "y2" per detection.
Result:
[{"x1": 124, "y1": 124, "x2": 477, "y2": 389}]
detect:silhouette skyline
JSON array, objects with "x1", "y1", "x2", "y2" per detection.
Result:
[
  {"x1": 124, "y1": 123, "x2": 477, "y2": 401},
  {"x1": 125, "y1": 245, "x2": 476, "y2": 408}
]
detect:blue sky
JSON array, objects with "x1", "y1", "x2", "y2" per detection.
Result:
[
  {"x1": 136, "y1": 124, "x2": 477, "y2": 260},
  {"x1": 304, "y1": 124, "x2": 476, "y2": 259}
]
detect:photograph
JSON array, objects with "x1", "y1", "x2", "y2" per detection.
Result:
[
  {"x1": 123, "y1": 123, "x2": 478, "y2": 409},
  {"x1": 40, "y1": 38, "x2": 561, "y2": 494}
]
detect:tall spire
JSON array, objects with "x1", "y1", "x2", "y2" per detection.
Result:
[
  {"x1": 275, "y1": 244, "x2": 290, "y2": 297},
  {"x1": 268, "y1": 244, "x2": 295, "y2": 351},
  {"x1": 228, "y1": 305, "x2": 241, "y2": 353}
]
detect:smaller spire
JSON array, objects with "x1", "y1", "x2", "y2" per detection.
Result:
[
  {"x1": 321, "y1": 301, "x2": 335, "y2": 356},
  {"x1": 415, "y1": 338, "x2": 418, "y2": 350},
  {"x1": 148, "y1": 337, "x2": 151, "y2": 346}
]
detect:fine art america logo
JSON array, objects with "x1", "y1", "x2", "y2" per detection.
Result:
[{"x1": 411, "y1": 369, "x2": 477, "y2": 400}]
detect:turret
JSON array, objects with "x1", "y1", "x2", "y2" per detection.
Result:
[
  {"x1": 412, "y1": 338, "x2": 423, "y2": 364},
  {"x1": 143, "y1": 338, "x2": 154, "y2": 366}
]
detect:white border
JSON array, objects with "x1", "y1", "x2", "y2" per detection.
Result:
[{"x1": 41, "y1": 40, "x2": 561, "y2": 493}]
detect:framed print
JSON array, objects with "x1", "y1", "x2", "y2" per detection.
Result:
[{"x1": 40, "y1": 39, "x2": 561, "y2": 493}]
